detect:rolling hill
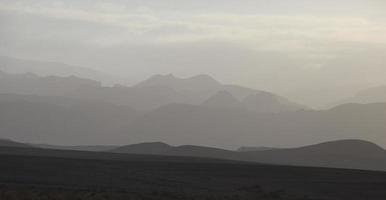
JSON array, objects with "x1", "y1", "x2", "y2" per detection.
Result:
[
  {"x1": 0, "y1": 138, "x2": 32, "y2": 148},
  {"x1": 111, "y1": 139, "x2": 386, "y2": 171}
]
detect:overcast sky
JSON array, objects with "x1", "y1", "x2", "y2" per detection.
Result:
[{"x1": 1, "y1": 0, "x2": 386, "y2": 106}]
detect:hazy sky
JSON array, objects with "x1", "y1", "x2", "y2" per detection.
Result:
[{"x1": 1, "y1": 0, "x2": 386, "y2": 106}]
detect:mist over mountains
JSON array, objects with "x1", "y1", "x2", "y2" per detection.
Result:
[
  {"x1": 0, "y1": 57, "x2": 385, "y2": 149},
  {"x1": 0, "y1": 56, "x2": 128, "y2": 86},
  {"x1": 2, "y1": 1, "x2": 386, "y2": 198},
  {"x1": 0, "y1": 68, "x2": 307, "y2": 112}
]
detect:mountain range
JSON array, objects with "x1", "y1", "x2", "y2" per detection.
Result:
[
  {"x1": 0, "y1": 70, "x2": 307, "y2": 112},
  {"x1": 1, "y1": 138, "x2": 385, "y2": 171},
  {"x1": 1, "y1": 60, "x2": 386, "y2": 156},
  {"x1": 0, "y1": 91, "x2": 385, "y2": 148}
]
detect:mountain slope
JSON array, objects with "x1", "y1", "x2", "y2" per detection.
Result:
[
  {"x1": 36, "y1": 144, "x2": 118, "y2": 152},
  {"x1": 0, "y1": 94, "x2": 140, "y2": 145},
  {"x1": 242, "y1": 91, "x2": 307, "y2": 113},
  {"x1": 240, "y1": 140, "x2": 386, "y2": 171},
  {"x1": 0, "y1": 139, "x2": 32, "y2": 148},
  {"x1": 201, "y1": 91, "x2": 243, "y2": 109}
]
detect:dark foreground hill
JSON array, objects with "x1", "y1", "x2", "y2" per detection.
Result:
[
  {"x1": 0, "y1": 147, "x2": 386, "y2": 200},
  {"x1": 111, "y1": 140, "x2": 386, "y2": 171},
  {"x1": 0, "y1": 139, "x2": 32, "y2": 148}
]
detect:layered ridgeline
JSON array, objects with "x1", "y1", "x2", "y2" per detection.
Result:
[
  {"x1": 0, "y1": 68, "x2": 385, "y2": 152},
  {"x1": 1, "y1": 138, "x2": 385, "y2": 171},
  {"x1": 111, "y1": 139, "x2": 386, "y2": 171},
  {"x1": 0, "y1": 92, "x2": 386, "y2": 149},
  {"x1": 0, "y1": 70, "x2": 307, "y2": 112}
]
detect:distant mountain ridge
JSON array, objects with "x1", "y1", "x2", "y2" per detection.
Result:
[
  {"x1": 1, "y1": 93, "x2": 385, "y2": 149},
  {"x1": 136, "y1": 73, "x2": 308, "y2": 112},
  {"x1": 0, "y1": 70, "x2": 307, "y2": 112},
  {"x1": 331, "y1": 85, "x2": 386, "y2": 107},
  {"x1": 0, "y1": 56, "x2": 127, "y2": 86}
]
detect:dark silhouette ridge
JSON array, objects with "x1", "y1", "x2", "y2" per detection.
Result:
[
  {"x1": 1, "y1": 137, "x2": 386, "y2": 171},
  {"x1": 36, "y1": 144, "x2": 118, "y2": 152},
  {"x1": 237, "y1": 146, "x2": 276, "y2": 152},
  {"x1": 2, "y1": 147, "x2": 386, "y2": 200},
  {"x1": 0, "y1": 139, "x2": 32, "y2": 148},
  {"x1": 111, "y1": 139, "x2": 386, "y2": 171}
]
